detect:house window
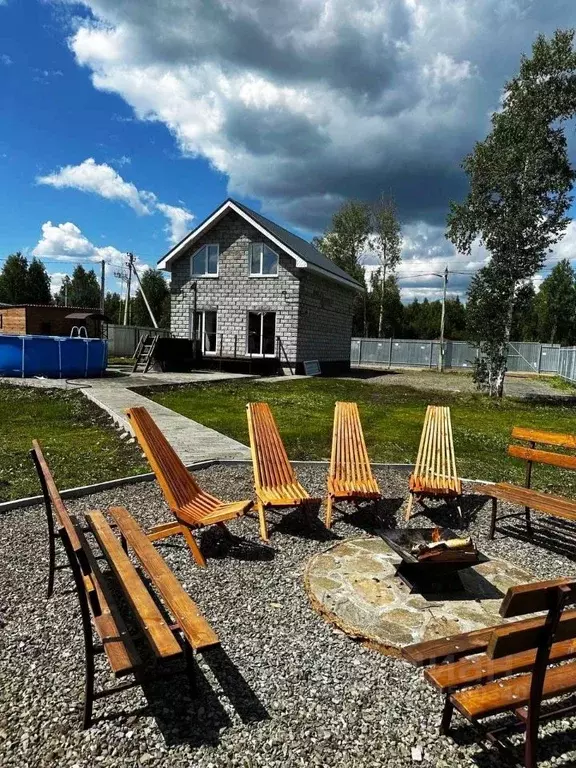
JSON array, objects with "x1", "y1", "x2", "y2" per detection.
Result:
[
  {"x1": 247, "y1": 311, "x2": 276, "y2": 356},
  {"x1": 192, "y1": 310, "x2": 218, "y2": 354},
  {"x1": 191, "y1": 244, "x2": 219, "y2": 277},
  {"x1": 249, "y1": 243, "x2": 278, "y2": 276}
]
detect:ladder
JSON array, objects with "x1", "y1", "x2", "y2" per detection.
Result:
[{"x1": 132, "y1": 333, "x2": 158, "y2": 373}]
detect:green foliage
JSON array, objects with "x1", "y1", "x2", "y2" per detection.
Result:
[
  {"x1": 132, "y1": 269, "x2": 170, "y2": 328},
  {"x1": 368, "y1": 272, "x2": 403, "y2": 337},
  {"x1": 104, "y1": 291, "x2": 123, "y2": 324},
  {"x1": 536, "y1": 260, "x2": 576, "y2": 344},
  {"x1": 315, "y1": 199, "x2": 370, "y2": 284},
  {"x1": 56, "y1": 265, "x2": 101, "y2": 308},
  {"x1": 0, "y1": 253, "x2": 32, "y2": 304},
  {"x1": 150, "y1": 378, "x2": 576, "y2": 492},
  {"x1": 26, "y1": 258, "x2": 52, "y2": 304},
  {"x1": 0, "y1": 384, "x2": 147, "y2": 501},
  {"x1": 447, "y1": 30, "x2": 576, "y2": 395}
]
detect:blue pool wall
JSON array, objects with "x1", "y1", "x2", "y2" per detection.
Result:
[{"x1": 0, "y1": 334, "x2": 108, "y2": 378}]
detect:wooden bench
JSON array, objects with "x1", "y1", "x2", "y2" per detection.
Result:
[
  {"x1": 406, "y1": 405, "x2": 462, "y2": 521},
  {"x1": 324, "y1": 401, "x2": 381, "y2": 528},
  {"x1": 246, "y1": 402, "x2": 321, "y2": 541},
  {"x1": 474, "y1": 427, "x2": 576, "y2": 539},
  {"x1": 126, "y1": 406, "x2": 253, "y2": 567},
  {"x1": 31, "y1": 441, "x2": 219, "y2": 729},
  {"x1": 403, "y1": 578, "x2": 576, "y2": 768}
]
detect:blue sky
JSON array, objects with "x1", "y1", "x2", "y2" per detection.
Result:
[{"x1": 2, "y1": 0, "x2": 576, "y2": 300}]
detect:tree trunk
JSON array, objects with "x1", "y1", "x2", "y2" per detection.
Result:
[
  {"x1": 377, "y1": 262, "x2": 387, "y2": 338},
  {"x1": 494, "y1": 287, "x2": 516, "y2": 398}
]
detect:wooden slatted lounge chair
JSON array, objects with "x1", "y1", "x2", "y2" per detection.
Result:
[
  {"x1": 324, "y1": 401, "x2": 381, "y2": 528},
  {"x1": 406, "y1": 405, "x2": 462, "y2": 521},
  {"x1": 126, "y1": 406, "x2": 253, "y2": 567},
  {"x1": 474, "y1": 426, "x2": 576, "y2": 539},
  {"x1": 403, "y1": 578, "x2": 576, "y2": 768},
  {"x1": 246, "y1": 401, "x2": 321, "y2": 541}
]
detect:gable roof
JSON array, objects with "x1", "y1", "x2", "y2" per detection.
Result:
[{"x1": 157, "y1": 198, "x2": 364, "y2": 291}]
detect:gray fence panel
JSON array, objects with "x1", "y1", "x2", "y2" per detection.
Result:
[
  {"x1": 351, "y1": 338, "x2": 571, "y2": 376},
  {"x1": 107, "y1": 325, "x2": 170, "y2": 357}
]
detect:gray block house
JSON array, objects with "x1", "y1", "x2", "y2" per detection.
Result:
[{"x1": 158, "y1": 199, "x2": 363, "y2": 374}]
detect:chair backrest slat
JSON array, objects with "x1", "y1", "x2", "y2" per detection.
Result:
[
  {"x1": 332, "y1": 402, "x2": 373, "y2": 483},
  {"x1": 247, "y1": 403, "x2": 296, "y2": 490},
  {"x1": 126, "y1": 407, "x2": 199, "y2": 510}
]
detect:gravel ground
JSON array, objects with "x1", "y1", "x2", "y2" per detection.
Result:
[
  {"x1": 2, "y1": 464, "x2": 576, "y2": 768},
  {"x1": 349, "y1": 367, "x2": 565, "y2": 399}
]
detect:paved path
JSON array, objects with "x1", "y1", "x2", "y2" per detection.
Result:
[{"x1": 83, "y1": 371, "x2": 252, "y2": 464}]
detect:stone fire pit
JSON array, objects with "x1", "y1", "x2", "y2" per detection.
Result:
[{"x1": 304, "y1": 536, "x2": 535, "y2": 656}]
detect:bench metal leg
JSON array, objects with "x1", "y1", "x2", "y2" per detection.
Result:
[
  {"x1": 525, "y1": 506, "x2": 533, "y2": 537},
  {"x1": 440, "y1": 696, "x2": 454, "y2": 735},
  {"x1": 489, "y1": 497, "x2": 498, "y2": 540},
  {"x1": 184, "y1": 642, "x2": 196, "y2": 696},
  {"x1": 47, "y1": 531, "x2": 57, "y2": 599}
]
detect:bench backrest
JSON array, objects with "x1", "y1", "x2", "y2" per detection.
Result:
[
  {"x1": 126, "y1": 406, "x2": 200, "y2": 511},
  {"x1": 413, "y1": 405, "x2": 458, "y2": 482},
  {"x1": 330, "y1": 402, "x2": 374, "y2": 482},
  {"x1": 246, "y1": 402, "x2": 297, "y2": 491},
  {"x1": 488, "y1": 578, "x2": 576, "y2": 661},
  {"x1": 508, "y1": 426, "x2": 576, "y2": 473},
  {"x1": 30, "y1": 440, "x2": 100, "y2": 615}
]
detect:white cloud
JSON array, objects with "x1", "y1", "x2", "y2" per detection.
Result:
[
  {"x1": 61, "y1": 0, "x2": 576, "y2": 230},
  {"x1": 48, "y1": 272, "x2": 68, "y2": 294},
  {"x1": 33, "y1": 221, "x2": 126, "y2": 266},
  {"x1": 38, "y1": 158, "x2": 195, "y2": 244},
  {"x1": 37, "y1": 158, "x2": 156, "y2": 214},
  {"x1": 155, "y1": 202, "x2": 194, "y2": 244},
  {"x1": 0, "y1": 54, "x2": 12, "y2": 66}
]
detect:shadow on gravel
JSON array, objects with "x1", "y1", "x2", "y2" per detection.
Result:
[
  {"x1": 337, "y1": 497, "x2": 404, "y2": 534},
  {"x1": 198, "y1": 525, "x2": 276, "y2": 562},
  {"x1": 496, "y1": 515, "x2": 576, "y2": 562},
  {"x1": 269, "y1": 503, "x2": 336, "y2": 542},
  {"x1": 405, "y1": 493, "x2": 486, "y2": 533}
]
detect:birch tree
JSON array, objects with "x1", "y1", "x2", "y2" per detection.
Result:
[
  {"x1": 448, "y1": 30, "x2": 576, "y2": 396},
  {"x1": 370, "y1": 195, "x2": 402, "y2": 337}
]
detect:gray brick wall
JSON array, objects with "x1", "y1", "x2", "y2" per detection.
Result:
[{"x1": 169, "y1": 210, "x2": 355, "y2": 365}]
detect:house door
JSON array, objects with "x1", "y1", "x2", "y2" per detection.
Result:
[
  {"x1": 192, "y1": 310, "x2": 218, "y2": 354},
  {"x1": 247, "y1": 311, "x2": 276, "y2": 356}
]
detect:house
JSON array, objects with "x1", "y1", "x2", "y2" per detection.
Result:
[
  {"x1": 158, "y1": 199, "x2": 363, "y2": 374},
  {"x1": 0, "y1": 304, "x2": 104, "y2": 338}
]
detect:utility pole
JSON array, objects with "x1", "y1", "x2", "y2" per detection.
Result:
[
  {"x1": 64, "y1": 281, "x2": 68, "y2": 307},
  {"x1": 123, "y1": 252, "x2": 133, "y2": 326},
  {"x1": 100, "y1": 260, "x2": 105, "y2": 313},
  {"x1": 438, "y1": 266, "x2": 449, "y2": 373}
]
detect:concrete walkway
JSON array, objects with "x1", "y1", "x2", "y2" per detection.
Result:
[{"x1": 84, "y1": 371, "x2": 252, "y2": 464}]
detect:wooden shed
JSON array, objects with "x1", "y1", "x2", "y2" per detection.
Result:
[{"x1": 0, "y1": 305, "x2": 103, "y2": 337}]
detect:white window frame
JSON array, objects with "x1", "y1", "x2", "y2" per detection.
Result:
[
  {"x1": 249, "y1": 243, "x2": 279, "y2": 277},
  {"x1": 191, "y1": 244, "x2": 219, "y2": 278},
  {"x1": 246, "y1": 311, "x2": 277, "y2": 357},
  {"x1": 190, "y1": 309, "x2": 218, "y2": 355}
]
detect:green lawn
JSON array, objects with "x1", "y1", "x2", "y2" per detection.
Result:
[
  {"x1": 0, "y1": 385, "x2": 148, "y2": 502},
  {"x1": 150, "y1": 378, "x2": 576, "y2": 493}
]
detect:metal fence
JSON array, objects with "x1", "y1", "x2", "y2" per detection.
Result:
[
  {"x1": 107, "y1": 324, "x2": 170, "y2": 357},
  {"x1": 351, "y1": 338, "x2": 563, "y2": 375},
  {"x1": 558, "y1": 347, "x2": 576, "y2": 384}
]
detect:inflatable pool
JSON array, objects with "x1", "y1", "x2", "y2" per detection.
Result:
[{"x1": 0, "y1": 334, "x2": 108, "y2": 378}]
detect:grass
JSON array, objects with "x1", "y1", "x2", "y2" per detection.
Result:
[
  {"x1": 0, "y1": 385, "x2": 148, "y2": 502},
  {"x1": 546, "y1": 376, "x2": 576, "y2": 393},
  {"x1": 149, "y1": 378, "x2": 576, "y2": 493},
  {"x1": 108, "y1": 356, "x2": 134, "y2": 366}
]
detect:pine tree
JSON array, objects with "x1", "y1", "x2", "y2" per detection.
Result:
[
  {"x1": 60, "y1": 265, "x2": 101, "y2": 308},
  {"x1": 0, "y1": 252, "x2": 29, "y2": 304},
  {"x1": 103, "y1": 292, "x2": 123, "y2": 324},
  {"x1": 536, "y1": 260, "x2": 576, "y2": 344},
  {"x1": 26, "y1": 258, "x2": 52, "y2": 304}
]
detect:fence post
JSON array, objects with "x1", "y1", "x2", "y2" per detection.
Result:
[
  {"x1": 537, "y1": 344, "x2": 543, "y2": 374},
  {"x1": 429, "y1": 340, "x2": 433, "y2": 368},
  {"x1": 388, "y1": 337, "x2": 393, "y2": 369},
  {"x1": 359, "y1": 338, "x2": 363, "y2": 366}
]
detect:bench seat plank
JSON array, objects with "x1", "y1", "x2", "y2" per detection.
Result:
[
  {"x1": 109, "y1": 506, "x2": 220, "y2": 651},
  {"x1": 402, "y1": 608, "x2": 576, "y2": 667},
  {"x1": 86, "y1": 511, "x2": 182, "y2": 660},
  {"x1": 475, "y1": 482, "x2": 576, "y2": 521},
  {"x1": 426, "y1": 638, "x2": 576, "y2": 693},
  {"x1": 452, "y1": 659, "x2": 576, "y2": 721},
  {"x1": 74, "y1": 521, "x2": 141, "y2": 677}
]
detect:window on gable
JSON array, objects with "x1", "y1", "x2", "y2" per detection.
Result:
[
  {"x1": 191, "y1": 244, "x2": 219, "y2": 276},
  {"x1": 249, "y1": 243, "x2": 278, "y2": 276}
]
